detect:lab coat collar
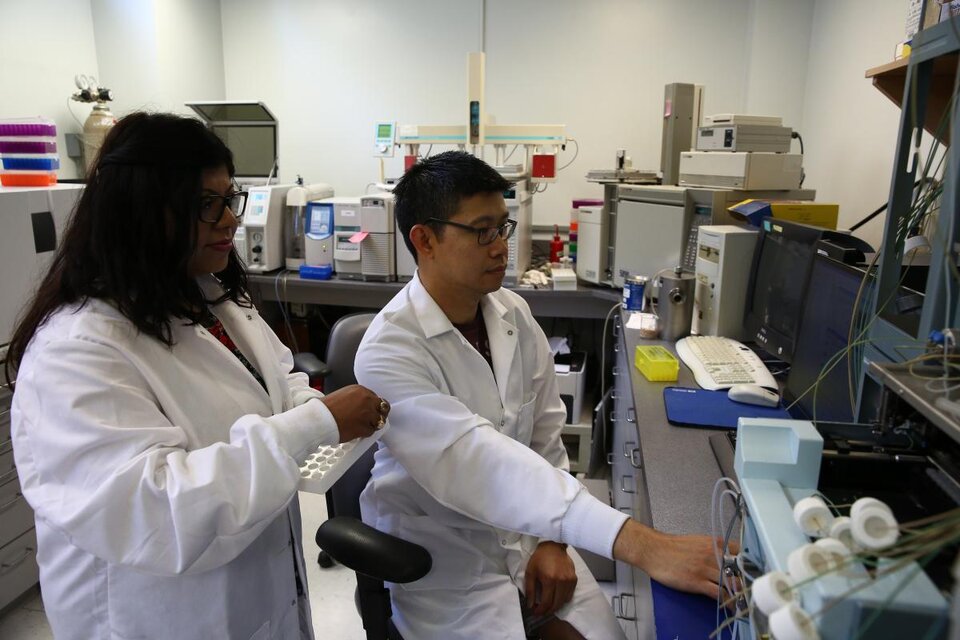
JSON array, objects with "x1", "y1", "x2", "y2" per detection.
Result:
[
  {"x1": 195, "y1": 275, "x2": 283, "y2": 414},
  {"x1": 408, "y1": 272, "x2": 511, "y2": 339}
]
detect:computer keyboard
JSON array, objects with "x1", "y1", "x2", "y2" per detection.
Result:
[{"x1": 675, "y1": 336, "x2": 778, "y2": 391}]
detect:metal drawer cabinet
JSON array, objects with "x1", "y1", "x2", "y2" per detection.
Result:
[{"x1": 0, "y1": 527, "x2": 38, "y2": 611}]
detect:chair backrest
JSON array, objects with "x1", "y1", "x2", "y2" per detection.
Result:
[
  {"x1": 323, "y1": 312, "x2": 377, "y2": 393},
  {"x1": 323, "y1": 312, "x2": 378, "y2": 520}
]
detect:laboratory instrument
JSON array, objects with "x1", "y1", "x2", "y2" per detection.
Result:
[
  {"x1": 574, "y1": 204, "x2": 607, "y2": 284},
  {"x1": 655, "y1": 267, "x2": 696, "y2": 341},
  {"x1": 235, "y1": 183, "x2": 294, "y2": 272},
  {"x1": 186, "y1": 101, "x2": 278, "y2": 186},
  {"x1": 602, "y1": 185, "x2": 814, "y2": 288},
  {"x1": 285, "y1": 183, "x2": 334, "y2": 270},
  {"x1": 554, "y1": 352, "x2": 587, "y2": 425},
  {"x1": 692, "y1": 225, "x2": 758, "y2": 340},
  {"x1": 703, "y1": 114, "x2": 783, "y2": 127},
  {"x1": 330, "y1": 197, "x2": 363, "y2": 280},
  {"x1": 0, "y1": 184, "x2": 83, "y2": 345},
  {"x1": 360, "y1": 193, "x2": 396, "y2": 282},
  {"x1": 679, "y1": 151, "x2": 803, "y2": 190},
  {"x1": 503, "y1": 178, "x2": 533, "y2": 285},
  {"x1": 696, "y1": 123, "x2": 793, "y2": 153},
  {"x1": 304, "y1": 199, "x2": 335, "y2": 270},
  {"x1": 674, "y1": 335, "x2": 777, "y2": 390},
  {"x1": 661, "y1": 82, "x2": 705, "y2": 185}
]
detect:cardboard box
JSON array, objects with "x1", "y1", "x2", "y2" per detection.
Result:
[{"x1": 728, "y1": 199, "x2": 839, "y2": 230}]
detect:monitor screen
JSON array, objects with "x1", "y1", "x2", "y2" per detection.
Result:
[
  {"x1": 210, "y1": 125, "x2": 276, "y2": 178},
  {"x1": 376, "y1": 123, "x2": 393, "y2": 138},
  {"x1": 743, "y1": 219, "x2": 828, "y2": 364},
  {"x1": 785, "y1": 255, "x2": 864, "y2": 422}
]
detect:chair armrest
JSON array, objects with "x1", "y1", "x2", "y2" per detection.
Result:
[
  {"x1": 315, "y1": 517, "x2": 432, "y2": 584},
  {"x1": 292, "y1": 352, "x2": 332, "y2": 380}
]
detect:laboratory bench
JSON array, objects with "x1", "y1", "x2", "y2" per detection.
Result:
[
  {"x1": 609, "y1": 311, "x2": 725, "y2": 639},
  {"x1": 246, "y1": 272, "x2": 623, "y2": 320}
]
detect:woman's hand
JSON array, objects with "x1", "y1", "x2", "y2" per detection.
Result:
[{"x1": 321, "y1": 384, "x2": 390, "y2": 443}]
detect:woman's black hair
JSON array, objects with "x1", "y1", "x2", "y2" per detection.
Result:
[{"x1": 5, "y1": 111, "x2": 250, "y2": 383}]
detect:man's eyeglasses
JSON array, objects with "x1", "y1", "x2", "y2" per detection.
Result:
[
  {"x1": 198, "y1": 189, "x2": 247, "y2": 224},
  {"x1": 427, "y1": 217, "x2": 517, "y2": 245}
]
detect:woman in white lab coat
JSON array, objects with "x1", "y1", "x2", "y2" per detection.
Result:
[{"x1": 5, "y1": 112, "x2": 388, "y2": 639}]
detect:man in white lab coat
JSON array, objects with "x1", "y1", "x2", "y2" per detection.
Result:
[{"x1": 356, "y1": 151, "x2": 726, "y2": 639}]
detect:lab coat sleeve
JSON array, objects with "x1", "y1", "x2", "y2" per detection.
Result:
[
  {"x1": 526, "y1": 320, "x2": 571, "y2": 470},
  {"x1": 12, "y1": 336, "x2": 338, "y2": 576},
  {"x1": 355, "y1": 334, "x2": 628, "y2": 559}
]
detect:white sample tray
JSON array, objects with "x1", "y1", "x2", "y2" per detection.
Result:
[{"x1": 297, "y1": 425, "x2": 386, "y2": 494}]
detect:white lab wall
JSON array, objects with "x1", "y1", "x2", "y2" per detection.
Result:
[
  {"x1": 90, "y1": 0, "x2": 226, "y2": 117},
  {"x1": 483, "y1": 0, "x2": 815, "y2": 226},
  {"x1": 220, "y1": 0, "x2": 482, "y2": 190},
  {"x1": 218, "y1": 0, "x2": 819, "y2": 226},
  {"x1": 0, "y1": 0, "x2": 100, "y2": 179},
  {"x1": 799, "y1": 0, "x2": 907, "y2": 251}
]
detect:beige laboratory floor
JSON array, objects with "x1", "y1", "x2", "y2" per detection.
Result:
[{"x1": 0, "y1": 491, "x2": 367, "y2": 640}]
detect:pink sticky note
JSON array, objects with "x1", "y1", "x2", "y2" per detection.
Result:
[
  {"x1": 664, "y1": 99, "x2": 672, "y2": 118},
  {"x1": 349, "y1": 231, "x2": 369, "y2": 243}
]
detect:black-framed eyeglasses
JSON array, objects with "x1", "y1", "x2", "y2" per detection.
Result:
[
  {"x1": 198, "y1": 189, "x2": 247, "y2": 224},
  {"x1": 427, "y1": 217, "x2": 517, "y2": 245}
]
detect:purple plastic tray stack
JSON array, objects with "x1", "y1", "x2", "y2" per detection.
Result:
[{"x1": 0, "y1": 118, "x2": 59, "y2": 187}]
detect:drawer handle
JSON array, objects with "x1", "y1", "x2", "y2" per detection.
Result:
[
  {"x1": 0, "y1": 492, "x2": 23, "y2": 514},
  {"x1": 612, "y1": 320, "x2": 621, "y2": 338},
  {"x1": 606, "y1": 453, "x2": 614, "y2": 466},
  {"x1": 620, "y1": 475, "x2": 635, "y2": 494},
  {"x1": 0, "y1": 466, "x2": 17, "y2": 485},
  {"x1": 628, "y1": 447, "x2": 641, "y2": 469},
  {"x1": 612, "y1": 592, "x2": 637, "y2": 620},
  {"x1": 613, "y1": 341, "x2": 621, "y2": 353},
  {"x1": 610, "y1": 411, "x2": 619, "y2": 423},
  {"x1": 611, "y1": 365, "x2": 620, "y2": 377},
  {"x1": 623, "y1": 441, "x2": 636, "y2": 458},
  {"x1": 626, "y1": 408, "x2": 636, "y2": 424},
  {"x1": 0, "y1": 547, "x2": 34, "y2": 575}
]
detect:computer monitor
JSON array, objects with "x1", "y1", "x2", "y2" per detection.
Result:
[
  {"x1": 785, "y1": 254, "x2": 865, "y2": 423},
  {"x1": 743, "y1": 218, "x2": 833, "y2": 364}
]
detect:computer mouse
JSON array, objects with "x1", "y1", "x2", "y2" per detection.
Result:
[{"x1": 727, "y1": 384, "x2": 780, "y2": 408}]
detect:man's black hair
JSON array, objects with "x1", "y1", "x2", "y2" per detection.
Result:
[{"x1": 393, "y1": 151, "x2": 512, "y2": 264}]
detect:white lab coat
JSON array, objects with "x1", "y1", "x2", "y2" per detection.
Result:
[
  {"x1": 356, "y1": 273, "x2": 630, "y2": 639},
  {"x1": 12, "y1": 277, "x2": 339, "y2": 640}
]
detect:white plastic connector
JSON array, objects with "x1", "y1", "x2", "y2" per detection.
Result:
[
  {"x1": 813, "y1": 538, "x2": 852, "y2": 574},
  {"x1": 769, "y1": 603, "x2": 820, "y2": 640},
  {"x1": 851, "y1": 505, "x2": 900, "y2": 551},
  {"x1": 751, "y1": 571, "x2": 794, "y2": 615},
  {"x1": 787, "y1": 543, "x2": 832, "y2": 581},
  {"x1": 793, "y1": 496, "x2": 835, "y2": 538},
  {"x1": 828, "y1": 516, "x2": 856, "y2": 551},
  {"x1": 850, "y1": 497, "x2": 893, "y2": 520}
]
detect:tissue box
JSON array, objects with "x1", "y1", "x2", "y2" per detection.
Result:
[{"x1": 728, "y1": 199, "x2": 838, "y2": 230}]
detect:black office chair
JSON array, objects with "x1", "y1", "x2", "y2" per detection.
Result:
[{"x1": 305, "y1": 312, "x2": 431, "y2": 640}]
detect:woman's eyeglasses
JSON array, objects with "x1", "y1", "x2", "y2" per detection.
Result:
[
  {"x1": 426, "y1": 217, "x2": 517, "y2": 245},
  {"x1": 198, "y1": 190, "x2": 247, "y2": 224}
]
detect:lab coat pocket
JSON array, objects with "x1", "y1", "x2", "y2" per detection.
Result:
[
  {"x1": 396, "y1": 515, "x2": 483, "y2": 591},
  {"x1": 504, "y1": 392, "x2": 537, "y2": 446}
]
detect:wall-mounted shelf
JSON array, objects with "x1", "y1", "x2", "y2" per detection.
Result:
[{"x1": 866, "y1": 52, "x2": 958, "y2": 144}]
